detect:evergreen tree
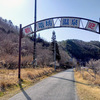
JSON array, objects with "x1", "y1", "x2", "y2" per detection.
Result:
[
  {"x1": 51, "y1": 31, "x2": 61, "y2": 62},
  {"x1": 55, "y1": 41, "x2": 61, "y2": 61}
]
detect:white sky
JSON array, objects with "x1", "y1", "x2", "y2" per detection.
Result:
[{"x1": 0, "y1": 0, "x2": 100, "y2": 42}]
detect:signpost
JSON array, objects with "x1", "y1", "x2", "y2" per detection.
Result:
[{"x1": 18, "y1": 16, "x2": 100, "y2": 79}]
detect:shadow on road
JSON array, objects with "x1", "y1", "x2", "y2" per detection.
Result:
[
  {"x1": 51, "y1": 76, "x2": 91, "y2": 86},
  {"x1": 19, "y1": 80, "x2": 31, "y2": 100}
]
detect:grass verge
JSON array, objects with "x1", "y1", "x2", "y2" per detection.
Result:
[
  {"x1": 74, "y1": 70, "x2": 100, "y2": 100},
  {"x1": 0, "y1": 67, "x2": 63, "y2": 100}
]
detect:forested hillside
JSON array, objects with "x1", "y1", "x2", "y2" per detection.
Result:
[
  {"x1": 0, "y1": 19, "x2": 71, "y2": 69},
  {"x1": 0, "y1": 17, "x2": 19, "y2": 34},
  {"x1": 0, "y1": 17, "x2": 100, "y2": 69},
  {"x1": 59, "y1": 39, "x2": 100, "y2": 63}
]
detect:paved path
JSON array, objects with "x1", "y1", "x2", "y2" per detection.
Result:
[{"x1": 9, "y1": 69, "x2": 78, "y2": 100}]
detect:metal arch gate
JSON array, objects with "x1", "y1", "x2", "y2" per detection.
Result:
[
  {"x1": 23, "y1": 16, "x2": 100, "y2": 34},
  {"x1": 18, "y1": 16, "x2": 100, "y2": 79}
]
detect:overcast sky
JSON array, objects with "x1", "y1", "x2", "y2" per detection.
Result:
[{"x1": 0, "y1": 0, "x2": 100, "y2": 42}]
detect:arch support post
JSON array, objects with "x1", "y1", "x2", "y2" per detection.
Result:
[{"x1": 18, "y1": 24, "x2": 22, "y2": 80}]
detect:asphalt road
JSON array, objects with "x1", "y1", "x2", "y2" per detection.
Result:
[{"x1": 9, "y1": 69, "x2": 78, "y2": 100}]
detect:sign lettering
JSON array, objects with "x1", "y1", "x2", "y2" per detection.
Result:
[
  {"x1": 36, "y1": 19, "x2": 54, "y2": 31},
  {"x1": 23, "y1": 26, "x2": 33, "y2": 36},
  {"x1": 86, "y1": 21, "x2": 98, "y2": 31},
  {"x1": 38, "y1": 22, "x2": 44, "y2": 29},
  {"x1": 60, "y1": 18, "x2": 80, "y2": 27}
]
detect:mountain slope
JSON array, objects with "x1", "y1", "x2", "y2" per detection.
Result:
[{"x1": 59, "y1": 39, "x2": 100, "y2": 62}]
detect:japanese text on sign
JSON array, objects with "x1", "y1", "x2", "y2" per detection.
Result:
[
  {"x1": 36, "y1": 19, "x2": 54, "y2": 31},
  {"x1": 23, "y1": 26, "x2": 33, "y2": 36},
  {"x1": 85, "y1": 21, "x2": 98, "y2": 31},
  {"x1": 60, "y1": 18, "x2": 80, "y2": 27}
]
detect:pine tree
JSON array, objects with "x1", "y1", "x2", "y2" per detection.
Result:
[
  {"x1": 51, "y1": 31, "x2": 61, "y2": 62},
  {"x1": 55, "y1": 42, "x2": 61, "y2": 61}
]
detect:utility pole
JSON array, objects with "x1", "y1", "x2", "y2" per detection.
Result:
[
  {"x1": 99, "y1": 18, "x2": 100, "y2": 34},
  {"x1": 52, "y1": 31, "x2": 56, "y2": 71},
  {"x1": 33, "y1": 0, "x2": 37, "y2": 67}
]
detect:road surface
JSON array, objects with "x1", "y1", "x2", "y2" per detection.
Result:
[{"x1": 9, "y1": 69, "x2": 78, "y2": 100}]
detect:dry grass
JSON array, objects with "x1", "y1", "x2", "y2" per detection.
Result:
[
  {"x1": 75, "y1": 70, "x2": 100, "y2": 100},
  {"x1": 21, "y1": 67, "x2": 54, "y2": 81},
  {"x1": 80, "y1": 68, "x2": 100, "y2": 86},
  {"x1": 0, "y1": 67, "x2": 55, "y2": 97},
  {"x1": 0, "y1": 69, "x2": 18, "y2": 91}
]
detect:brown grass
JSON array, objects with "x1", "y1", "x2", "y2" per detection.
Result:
[
  {"x1": 0, "y1": 67, "x2": 55, "y2": 97},
  {"x1": 80, "y1": 69, "x2": 100, "y2": 86},
  {"x1": 75, "y1": 70, "x2": 100, "y2": 100}
]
